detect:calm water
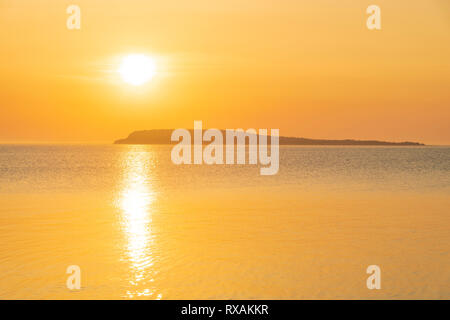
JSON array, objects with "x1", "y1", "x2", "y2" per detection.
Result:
[{"x1": 0, "y1": 145, "x2": 449, "y2": 299}]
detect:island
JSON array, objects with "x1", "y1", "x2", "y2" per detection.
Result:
[{"x1": 114, "y1": 130, "x2": 424, "y2": 146}]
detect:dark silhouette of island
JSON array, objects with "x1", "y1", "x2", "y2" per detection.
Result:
[{"x1": 114, "y1": 130, "x2": 424, "y2": 146}]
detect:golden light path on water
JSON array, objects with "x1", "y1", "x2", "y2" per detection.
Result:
[{"x1": 117, "y1": 147, "x2": 161, "y2": 299}]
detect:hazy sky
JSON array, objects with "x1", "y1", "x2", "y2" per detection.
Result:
[{"x1": 0, "y1": 0, "x2": 449, "y2": 144}]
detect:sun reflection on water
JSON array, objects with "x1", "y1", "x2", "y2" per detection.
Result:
[{"x1": 118, "y1": 147, "x2": 160, "y2": 299}]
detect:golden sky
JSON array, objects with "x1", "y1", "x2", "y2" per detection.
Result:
[{"x1": 0, "y1": 0, "x2": 449, "y2": 144}]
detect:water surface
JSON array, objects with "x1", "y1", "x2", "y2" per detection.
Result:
[{"x1": 0, "y1": 145, "x2": 449, "y2": 299}]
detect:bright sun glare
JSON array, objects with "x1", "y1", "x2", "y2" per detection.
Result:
[{"x1": 118, "y1": 54, "x2": 156, "y2": 86}]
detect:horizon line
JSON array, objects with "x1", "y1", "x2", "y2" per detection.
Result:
[{"x1": 1, "y1": 140, "x2": 449, "y2": 147}]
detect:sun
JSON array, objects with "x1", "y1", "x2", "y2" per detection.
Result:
[{"x1": 118, "y1": 54, "x2": 156, "y2": 86}]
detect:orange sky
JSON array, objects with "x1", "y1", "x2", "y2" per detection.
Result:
[{"x1": 0, "y1": 0, "x2": 449, "y2": 144}]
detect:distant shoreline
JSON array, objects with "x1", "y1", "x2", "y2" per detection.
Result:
[{"x1": 114, "y1": 130, "x2": 425, "y2": 146}]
